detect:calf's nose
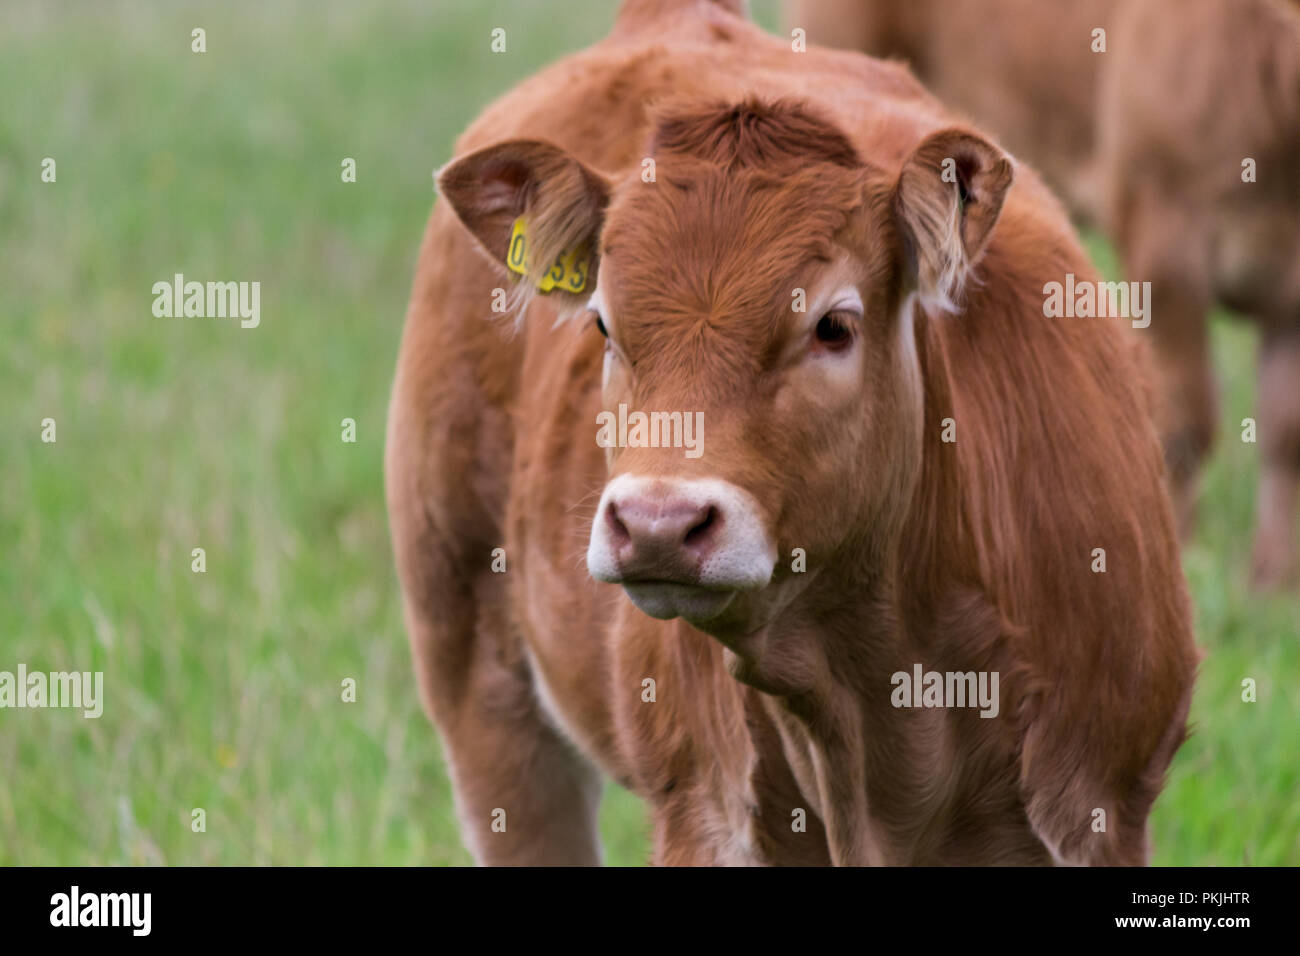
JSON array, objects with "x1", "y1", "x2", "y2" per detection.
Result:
[
  {"x1": 586, "y1": 475, "x2": 776, "y2": 595},
  {"x1": 604, "y1": 494, "x2": 720, "y2": 578}
]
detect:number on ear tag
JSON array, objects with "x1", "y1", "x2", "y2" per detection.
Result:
[{"x1": 506, "y1": 216, "x2": 590, "y2": 294}]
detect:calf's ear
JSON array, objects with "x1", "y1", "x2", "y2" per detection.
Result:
[
  {"x1": 893, "y1": 128, "x2": 1013, "y2": 312},
  {"x1": 437, "y1": 139, "x2": 612, "y2": 300}
]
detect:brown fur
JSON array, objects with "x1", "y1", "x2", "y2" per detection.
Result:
[
  {"x1": 792, "y1": 0, "x2": 1300, "y2": 586},
  {"x1": 386, "y1": 0, "x2": 1198, "y2": 866}
]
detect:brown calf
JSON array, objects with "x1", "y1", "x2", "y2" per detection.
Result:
[
  {"x1": 791, "y1": 0, "x2": 1300, "y2": 587},
  {"x1": 386, "y1": 0, "x2": 1198, "y2": 865}
]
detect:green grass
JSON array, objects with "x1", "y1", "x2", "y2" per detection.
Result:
[{"x1": 0, "y1": 0, "x2": 1293, "y2": 866}]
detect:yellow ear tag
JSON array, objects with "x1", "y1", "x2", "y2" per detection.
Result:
[{"x1": 506, "y1": 216, "x2": 591, "y2": 294}]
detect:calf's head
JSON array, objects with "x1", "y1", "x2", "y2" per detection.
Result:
[{"x1": 440, "y1": 100, "x2": 1012, "y2": 637}]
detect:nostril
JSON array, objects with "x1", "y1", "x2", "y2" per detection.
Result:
[
  {"x1": 605, "y1": 501, "x2": 631, "y2": 545},
  {"x1": 683, "y1": 505, "x2": 718, "y2": 549}
]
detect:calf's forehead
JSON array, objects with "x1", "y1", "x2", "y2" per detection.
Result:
[{"x1": 597, "y1": 164, "x2": 873, "y2": 348}]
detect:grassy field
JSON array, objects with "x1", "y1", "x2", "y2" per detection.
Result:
[{"x1": 0, "y1": 0, "x2": 1294, "y2": 866}]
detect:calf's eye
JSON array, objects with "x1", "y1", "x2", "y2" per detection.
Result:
[
  {"x1": 594, "y1": 315, "x2": 608, "y2": 338},
  {"x1": 814, "y1": 311, "x2": 854, "y2": 351}
]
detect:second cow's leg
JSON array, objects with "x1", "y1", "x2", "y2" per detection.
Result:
[
  {"x1": 1119, "y1": 188, "x2": 1217, "y2": 538},
  {"x1": 1252, "y1": 320, "x2": 1300, "y2": 589}
]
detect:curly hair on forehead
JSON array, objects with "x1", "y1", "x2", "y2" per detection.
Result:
[{"x1": 647, "y1": 97, "x2": 863, "y2": 172}]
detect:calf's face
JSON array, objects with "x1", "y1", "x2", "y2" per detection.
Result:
[{"x1": 439, "y1": 103, "x2": 1012, "y2": 638}]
